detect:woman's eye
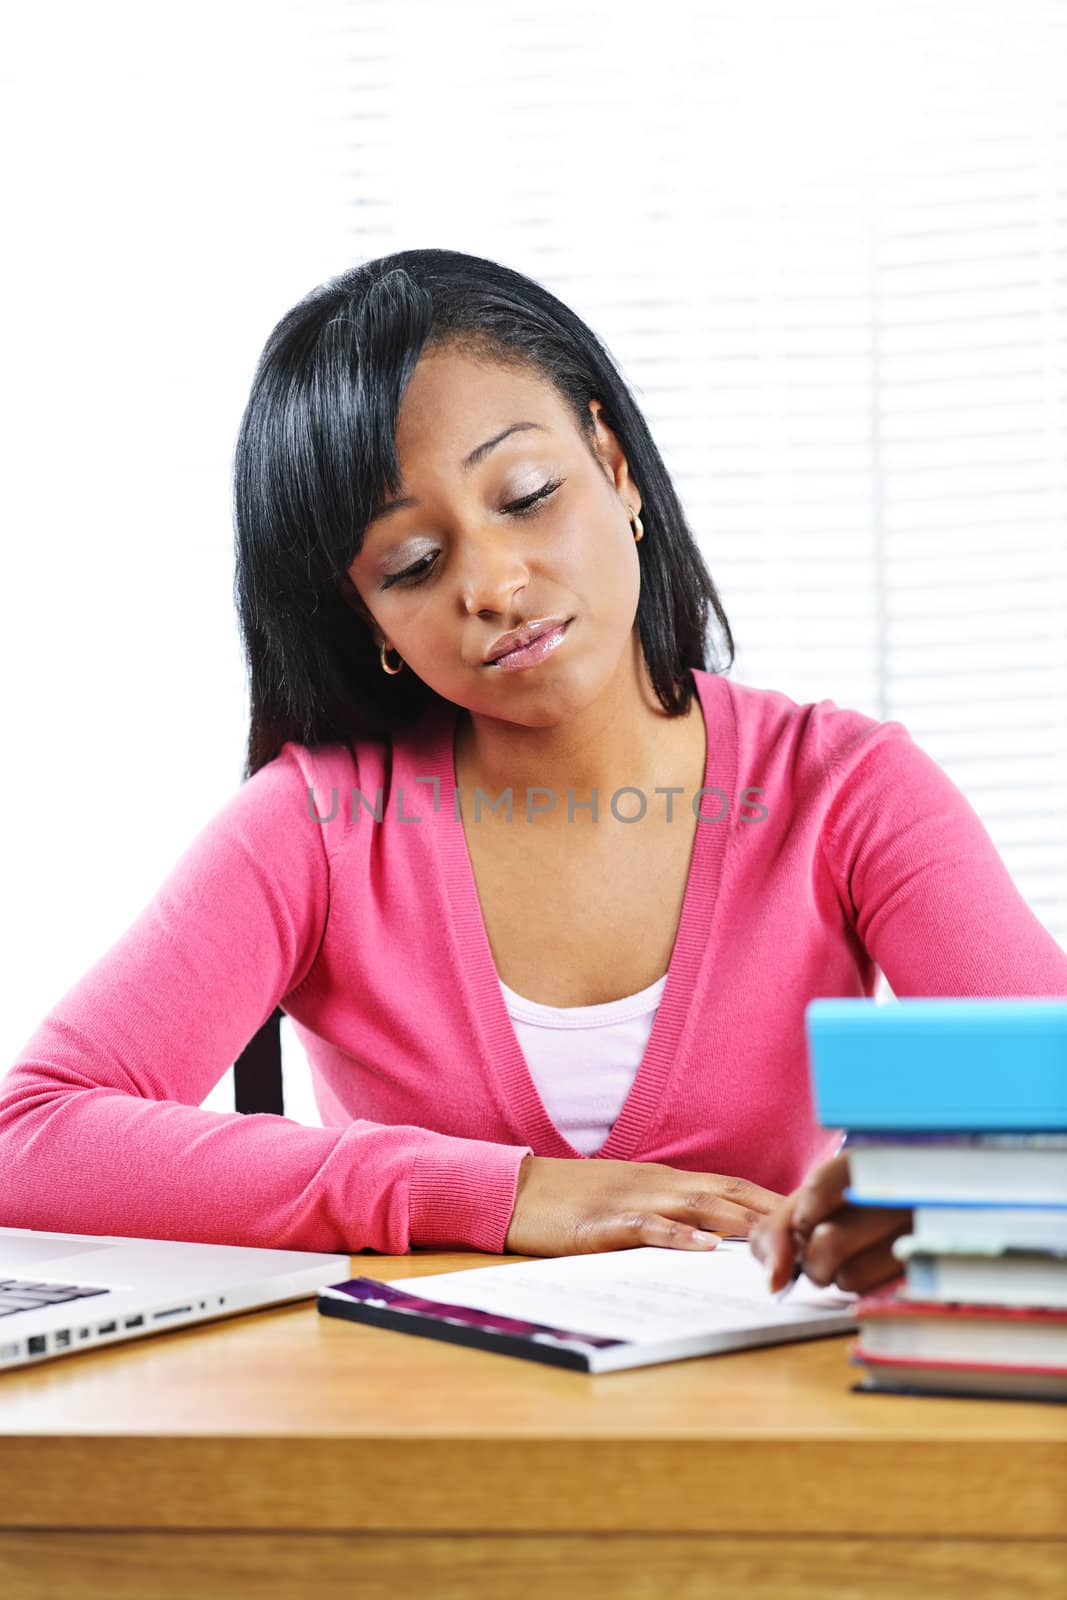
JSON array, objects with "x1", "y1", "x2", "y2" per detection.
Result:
[
  {"x1": 383, "y1": 478, "x2": 563, "y2": 589},
  {"x1": 386, "y1": 553, "x2": 436, "y2": 589},
  {"x1": 505, "y1": 477, "x2": 563, "y2": 516}
]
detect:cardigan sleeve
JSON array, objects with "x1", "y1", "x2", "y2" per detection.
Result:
[
  {"x1": 814, "y1": 705, "x2": 1067, "y2": 998},
  {"x1": 0, "y1": 745, "x2": 530, "y2": 1255}
]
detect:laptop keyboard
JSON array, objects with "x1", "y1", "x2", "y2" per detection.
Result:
[{"x1": 0, "y1": 1278, "x2": 110, "y2": 1316}]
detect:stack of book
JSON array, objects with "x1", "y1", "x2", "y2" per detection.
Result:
[{"x1": 806, "y1": 998, "x2": 1067, "y2": 1402}]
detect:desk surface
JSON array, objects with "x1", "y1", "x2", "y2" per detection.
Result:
[{"x1": 1, "y1": 1252, "x2": 1065, "y2": 1599}]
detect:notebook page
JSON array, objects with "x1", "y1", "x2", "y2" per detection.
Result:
[{"x1": 400, "y1": 1241, "x2": 854, "y2": 1344}]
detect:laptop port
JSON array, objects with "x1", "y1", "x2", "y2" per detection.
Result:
[
  {"x1": 97, "y1": 1321, "x2": 117, "y2": 1334},
  {"x1": 152, "y1": 1305, "x2": 192, "y2": 1319},
  {"x1": 124, "y1": 1315, "x2": 144, "y2": 1329},
  {"x1": 28, "y1": 1335, "x2": 47, "y2": 1354},
  {"x1": 54, "y1": 1330, "x2": 72, "y2": 1348}
]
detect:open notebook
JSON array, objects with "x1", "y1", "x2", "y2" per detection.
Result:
[{"x1": 318, "y1": 1240, "x2": 857, "y2": 1373}]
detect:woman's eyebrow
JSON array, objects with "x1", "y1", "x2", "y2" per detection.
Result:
[
  {"x1": 463, "y1": 419, "x2": 546, "y2": 471},
  {"x1": 368, "y1": 421, "x2": 548, "y2": 525}
]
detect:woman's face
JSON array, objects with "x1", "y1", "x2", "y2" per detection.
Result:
[{"x1": 346, "y1": 343, "x2": 644, "y2": 726}]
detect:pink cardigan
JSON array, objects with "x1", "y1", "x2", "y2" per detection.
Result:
[{"x1": 3, "y1": 668, "x2": 1066, "y2": 1255}]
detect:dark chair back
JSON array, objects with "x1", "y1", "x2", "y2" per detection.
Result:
[{"x1": 233, "y1": 1006, "x2": 285, "y2": 1115}]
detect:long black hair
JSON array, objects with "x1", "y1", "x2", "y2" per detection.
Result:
[{"x1": 232, "y1": 248, "x2": 735, "y2": 779}]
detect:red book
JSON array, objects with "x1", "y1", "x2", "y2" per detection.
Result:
[
  {"x1": 850, "y1": 1348, "x2": 1067, "y2": 1402},
  {"x1": 852, "y1": 1286, "x2": 1067, "y2": 1370}
]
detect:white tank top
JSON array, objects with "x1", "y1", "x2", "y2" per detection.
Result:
[{"x1": 498, "y1": 973, "x2": 668, "y2": 1154}]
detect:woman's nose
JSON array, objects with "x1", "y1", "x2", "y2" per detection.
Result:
[{"x1": 457, "y1": 539, "x2": 530, "y2": 616}]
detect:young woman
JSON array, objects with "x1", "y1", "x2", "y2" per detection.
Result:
[{"x1": 3, "y1": 249, "x2": 1065, "y2": 1294}]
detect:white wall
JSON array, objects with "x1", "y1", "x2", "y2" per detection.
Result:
[{"x1": 0, "y1": 0, "x2": 353, "y2": 1122}]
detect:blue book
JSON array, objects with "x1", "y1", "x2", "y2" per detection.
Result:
[{"x1": 806, "y1": 998, "x2": 1067, "y2": 1130}]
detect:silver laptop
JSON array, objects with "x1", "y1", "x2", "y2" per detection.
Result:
[{"x1": 0, "y1": 1226, "x2": 349, "y2": 1370}]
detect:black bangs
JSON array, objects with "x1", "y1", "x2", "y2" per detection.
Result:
[
  {"x1": 239, "y1": 267, "x2": 433, "y2": 593},
  {"x1": 233, "y1": 248, "x2": 736, "y2": 778}
]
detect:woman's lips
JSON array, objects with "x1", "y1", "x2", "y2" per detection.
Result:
[{"x1": 486, "y1": 617, "x2": 572, "y2": 672}]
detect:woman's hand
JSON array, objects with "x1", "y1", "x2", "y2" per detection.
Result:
[
  {"x1": 503, "y1": 1154, "x2": 784, "y2": 1257},
  {"x1": 748, "y1": 1151, "x2": 912, "y2": 1294}
]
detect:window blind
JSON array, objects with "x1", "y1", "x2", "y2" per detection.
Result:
[{"x1": 337, "y1": 0, "x2": 1067, "y2": 954}]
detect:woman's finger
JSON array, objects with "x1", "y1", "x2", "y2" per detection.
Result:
[
  {"x1": 789, "y1": 1151, "x2": 852, "y2": 1238},
  {"x1": 592, "y1": 1211, "x2": 723, "y2": 1253},
  {"x1": 748, "y1": 1199, "x2": 801, "y2": 1288},
  {"x1": 699, "y1": 1174, "x2": 784, "y2": 1215},
  {"x1": 689, "y1": 1197, "x2": 779, "y2": 1237},
  {"x1": 828, "y1": 1231, "x2": 909, "y2": 1296},
  {"x1": 662, "y1": 1175, "x2": 784, "y2": 1232},
  {"x1": 800, "y1": 1206, "x2": 912, "y2": 1288},
  {"x1": 749, "y1": 1152, "x2": 853, "y2": 1289}
]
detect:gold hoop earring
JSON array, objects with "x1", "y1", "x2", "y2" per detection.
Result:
[
  {"x1": 379, "y1": 640, "x2": 404, "y2": 675},
  {"x1": 629, "y1": 507, "x2": 644, "y2": 542}
]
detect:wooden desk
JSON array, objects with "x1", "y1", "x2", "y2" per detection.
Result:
[{"x1": 0, "y1": 1252, "x2": 1064, "y2": 1599}]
